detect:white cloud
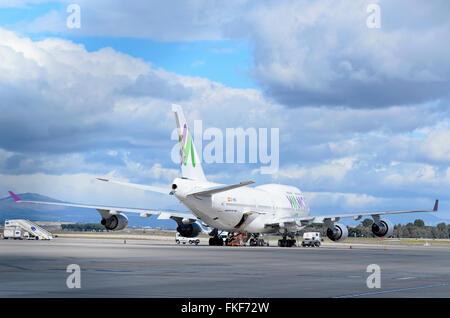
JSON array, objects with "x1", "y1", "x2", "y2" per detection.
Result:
[
  {"x1": 9, "y1": 1, "x2": 450, "y2": 108},
  {"x1": 0, "y1": 172, "x2": 178, "y2": 209},
  {"x1": 305, "y1": 191, "x2": 379, "y2": 210},
  {"x1": 418, "y1": 130, "x2": 450, "y2": 163},
  {"x1": 273, "y1": 157, "x2": 356, "y2": 182},
  {"x1": 1, "y1": 24, "x2": 450, "y2": 216},
  {"x1": 383, "y1": 164, "x2": 443, "y2": 187},
  {"x1": 227, "y1": 0, "x2": 450, "y2": 107}
]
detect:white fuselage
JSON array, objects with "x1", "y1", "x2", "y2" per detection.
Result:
[{"x1": 172, "y1": 178, "x2": 310, "y2": 233}]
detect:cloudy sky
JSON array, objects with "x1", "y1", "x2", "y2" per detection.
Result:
[{"x1": 1, "y1": 0, "x2": 450, "y2": 222}]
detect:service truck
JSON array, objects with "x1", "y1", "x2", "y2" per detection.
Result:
[
  {"x1": 301, "y1": 232, "x2": 322, "y2": 247},
  {"x1": 3, "y1": 227, "x2": 24, "y2": 239}
]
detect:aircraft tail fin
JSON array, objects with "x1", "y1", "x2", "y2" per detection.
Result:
[{"x1": 172, "y1": 104, "x2": 207, "y2": 181}]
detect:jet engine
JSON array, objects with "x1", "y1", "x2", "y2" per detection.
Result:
[
  {"x1": 177, "y1": 223, "x2": 202, "y2": 238},
  {"x1": 101, "y1": 214, "x2": 128, "y2": 231},
  {"x1": 326, "y1": 223, "x2": 348, "y2": 242},
  {"x1": 371, "y1": 219, "x2": 393, "y2": 238}
]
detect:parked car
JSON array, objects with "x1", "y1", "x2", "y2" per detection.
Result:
[{"x1": 175, "y1": 233, "x2": 200, "y2": 245}]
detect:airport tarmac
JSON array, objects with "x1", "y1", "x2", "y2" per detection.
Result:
[{"x1": 0, "y1": 237, "x2": 449, "y2": 298}]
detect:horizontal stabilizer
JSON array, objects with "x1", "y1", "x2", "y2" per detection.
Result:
[{"x1": 188, "y1": 181, "x2": 254, "y2": 196}]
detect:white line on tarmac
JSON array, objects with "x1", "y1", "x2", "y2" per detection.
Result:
[{"x1": 333, "y1": 282, "x2": 450, "y2": 298}]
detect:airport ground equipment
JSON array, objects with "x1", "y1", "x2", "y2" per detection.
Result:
[
  {"x1": 175, "y1": 233, "x2": 199, "y2": 245},
  {"x1": 301, "y1": 237, "x2": 320, "y2": 247},
  {"x1": 301, "y1": 232, "x2": 322, "y2": 247},
  {"x1": 3, "y1": 227, "x2": 25, "y2": 239},
  {"x1": 3, "y1": 219, "x2": 53, "y2": 240},
  {"x1": 225, "y1": 232, "x2": 249, "y2": 246}
]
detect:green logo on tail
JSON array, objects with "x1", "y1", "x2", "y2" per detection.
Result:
[{"x1": 179, "y1": 125, "x2": 196, "y2": 167}]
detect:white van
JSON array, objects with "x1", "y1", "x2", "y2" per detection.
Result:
[
  {"x1": 301, "y1": 232, "x2": 322, "y2": 247},
  {"x1": 3, "y1": 227, "x2": 24, "y2": 239},
  {"x1": 303, "y1": 232, "x2": 321, "y2": 240},
  {"x1": 175, "y1": 233, "x2": 200, "y2": 245}
]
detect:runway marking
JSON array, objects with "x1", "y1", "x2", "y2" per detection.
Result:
[
  {"x1": 396, "y1": 276, "x2": 416, "y2": 280},
  {"x1": 333, "y1": 281, "x2": 450, "y2": 298},
  {"x1": 0, "y1": 263, "x2": 30, "y2": 271}
]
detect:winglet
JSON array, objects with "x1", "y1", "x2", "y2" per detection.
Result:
[
  {"x1": 8, "y1": 191, "x2": 21, "y2": 202},
  {"x1": 433, "y1": 199, "x2": 439, "y2": 212}
]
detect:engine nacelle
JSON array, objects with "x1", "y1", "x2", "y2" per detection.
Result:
[
  {"x1": 101, "y1": 214, "x2": 128, "y2": 231},
  {"x1": 177, "y1": 223, "x2": 202, "y2": 238},
  {"x1": 372, "y1": 219, "x2": 393, "y2": 238},
  {"x1": 326, "y1": 223, "x2": 348, "y2": 242}
]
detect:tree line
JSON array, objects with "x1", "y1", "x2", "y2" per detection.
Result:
[{"x1": 61, "y1": 223, "x2": 107, "y2": 232}]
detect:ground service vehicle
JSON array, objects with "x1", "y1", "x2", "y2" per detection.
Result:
[
  {"x1": 176, "y1": 233, "x2": 200, "y2": 245},
  {"x1": 301, "y1": 232, "x2": 321, "y2": 247}
]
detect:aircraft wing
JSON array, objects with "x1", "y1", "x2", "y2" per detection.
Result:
[
  {"x1": 264, "y1": 200, "x2": 438, "y2": 228},
  {"x1": 306, "y1": 200, "x2": 438, "y2": 224},
  {"x1": 8, "y1": 191, "x2": 197, "y2": 225},
  {"x1": 96, "y1": 178, "x2": 171, "y2": 195}
]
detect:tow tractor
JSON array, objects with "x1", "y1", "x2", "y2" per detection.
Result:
[
  {"x1": 224, "y1": 232, "x2": 269, "y2": 247},
  {"x1": 225, "y1": 232, "x2": 248, "y2": 246}
]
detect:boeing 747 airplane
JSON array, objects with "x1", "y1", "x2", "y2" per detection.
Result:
[{"x1": 8, "y1": 105, "x2": 438, "y2": 247}]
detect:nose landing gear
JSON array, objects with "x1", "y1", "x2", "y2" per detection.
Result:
[
  {"x1": 208, "y1": 236, "x2": 224, "y2": 246},
  {"x1": 208, "y1": 228, "x2": 224, "y2": 246}
]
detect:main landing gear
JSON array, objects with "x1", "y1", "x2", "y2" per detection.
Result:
[
  {"x1": 278, "y1": 234, "x2": 296, "y2": 247},
  {"x1": 249, "y1": 233, "x2": 269, "y2": 247},
  {"x1": 208, "y1": 228, "x2": 224, "y2": 246},
  {"x1": 209, "y1": 236, "x2": 224, "y2": 246}
]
